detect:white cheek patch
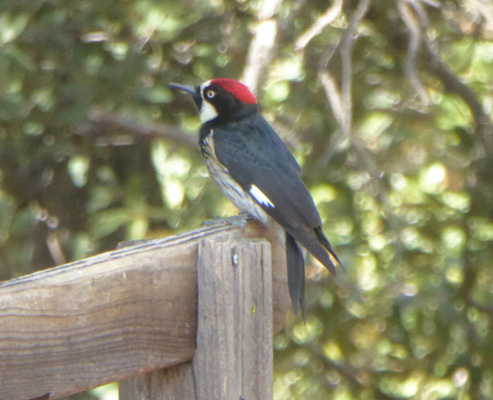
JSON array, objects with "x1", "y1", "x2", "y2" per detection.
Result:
[
  {"x1": 250, "y1": 184, "x2": 274, "y2": 208},
  {"x1": 199, "y1": 80, "x2": 218, "y2": 123},
  {"x1": 200, "y1": 100, "x2": 218, "y2": 123}
]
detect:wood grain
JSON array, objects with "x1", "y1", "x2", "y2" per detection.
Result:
[
  {"x1": 120, "y1": 238, "x2": 274, "y2": 399},
  {"x1": 119, "y1": 362, "x2": 196, "y2": 400},
  {"x1": 193, "y1": 239, "x2": 273, "y2": 400},
  {"x1": 0, "y1": 220, "x2": 289, "y2": 400}
]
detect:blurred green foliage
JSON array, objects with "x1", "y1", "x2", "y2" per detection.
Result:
[{"x1": 1, "y1": 0, "x2": 492, "y2": 399}]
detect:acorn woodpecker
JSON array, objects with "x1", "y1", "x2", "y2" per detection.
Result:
[{"x1": 170, "y1": 78, "x2": 342, "y2": 318}]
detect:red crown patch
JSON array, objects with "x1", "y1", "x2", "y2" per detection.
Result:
[{"x1": 211, "y1": 78, "x2": 258, "y2": 104}]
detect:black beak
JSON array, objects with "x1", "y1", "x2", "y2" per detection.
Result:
[
  {"x1": 169, "y1": 83, "x2": 198, "y2": 96},
  {"x1": 169, "y1": 83, "x2": 202, "y2": 110}
]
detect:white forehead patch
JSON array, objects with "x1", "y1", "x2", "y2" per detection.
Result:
[
  {"x1": 250, "y1": 184, "x2": 274, "y2": 208},
  {"x1": 199, "y1": 80, "x2": 218, "y2": 123},
  {"x1": 200, "y1": 80, "x2": 212, "y2": 91}
]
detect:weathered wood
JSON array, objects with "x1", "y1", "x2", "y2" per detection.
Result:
[
  {"x1": 0, "y1": 220, "x2": 290, "y2": 400},
  {"x1": 120, "y1": 238, "x2": 273, "y2": 400},
  {"x1": 193, "y1": 238, "x2": 273, "y2": 400},
  {"x1": 119, "y1": 362, "x2": 196, "y2": 400}
]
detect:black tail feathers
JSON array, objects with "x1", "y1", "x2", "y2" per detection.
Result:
[
  {"x1": 314, "y1": 226, "x2": 345, "y2": 273},
  {"x1": 285, "y1": 232, "x2": 306, "y2": 321},
  {"x1": 285, "y1": 227, "x2": 342, "y2": 321}
]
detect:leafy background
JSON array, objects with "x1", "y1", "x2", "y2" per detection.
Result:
[{"x1": 1, "y1": 0, "x2": 493, "y2": 399}]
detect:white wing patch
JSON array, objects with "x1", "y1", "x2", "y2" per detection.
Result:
[
  {"x1": 202, "y1": 134, "x2": 270, "y2": 224},
  {"x1": 250, "y1": 185, "x2": 274, "y2": 208}
]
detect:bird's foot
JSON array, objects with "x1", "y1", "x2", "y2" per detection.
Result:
[
  {"x1": 201, "y1": 216, "x2": 226, "y2": 227},
  {"x1": 202, "y1": 213, "x2": 253, "y2": 230},
  {"x1": 116, "y1": 239, "x2": 154, "y2": 249},
  {"x1": 223, "y1": 213, "x2": 253, "y2": 230}
]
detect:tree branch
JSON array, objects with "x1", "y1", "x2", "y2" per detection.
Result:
[
  {"x1": 397, "y1": 0, "x2": 431, "y2": 106},
  {"x1": 87, "y1": 112, "x2": 198, "y2": 151},
  {"x1": 423, "y1": 40, "x2": 493, "y2": 154},
  {"x1": 295, "y1": 0, "x2": 343, "y2": 51},
  {"x1": 316, "y1": 0, "x2": 373, "y2": 165},
  {"x1": 340, "y1": 0, "x2": 372, "y2": 137},
  {"x1": 307, "y1": 343, "x2": 399, "y2": 400},
  {"x1": 398, "y1": 0, "x2": 493, "y2": 154},
  {"x1": 241, "y1": 0, "x2": 284, "y2": 94},
  {"x1": 318, "y1": 69, "x2": 344, "y2": 129}
]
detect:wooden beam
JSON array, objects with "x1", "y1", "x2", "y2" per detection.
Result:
[
  {"x1": 119, "y1": 363, "x2": 196, "y2": 400},
  {"x1": 120, "y1": 238, "x2": 273, "y2": 399},
  {"x1": 0, "y1": 220, "x2": 290, "y2": 400},
  {"x1": 193, "y1": 238, "x2": 273, "y2": 399}
]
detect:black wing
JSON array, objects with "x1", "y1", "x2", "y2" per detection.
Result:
[{"x1": 213, "y1": 114, "x2": 338, "y2": 274}]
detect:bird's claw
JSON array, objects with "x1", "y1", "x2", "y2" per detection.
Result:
[
  {"x1": 116, "y1": 239, "x2": 153, "y2": 249},
  {"x1": 201, "y1": 213, "x2": 252, "y2": 230},
  {"x1": 224, "y1": 213, "x2": 253, "y2": 229},
  {"x1": 201, "y1": 216, "x2": 225, "y2": 227}
]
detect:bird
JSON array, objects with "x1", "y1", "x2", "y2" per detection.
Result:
[{"x1": 169, "y1": 78, "x2": 343, "y2": 318}]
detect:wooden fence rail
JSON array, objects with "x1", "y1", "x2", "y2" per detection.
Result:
[{"x1": 0, "y1": 220, "x2": 290, "y2": 400}]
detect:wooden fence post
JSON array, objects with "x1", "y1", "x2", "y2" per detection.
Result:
[
  {"x1": 119, "y1": 237, "x2": 273, "y2": 400},
  {"x1": 0, "y1": 220, "x2": 289, "y2": 400}
]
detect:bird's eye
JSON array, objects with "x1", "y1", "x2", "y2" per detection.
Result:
[{"x1": 206, "y1": 89, "x2": 215, "y2": 99}]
